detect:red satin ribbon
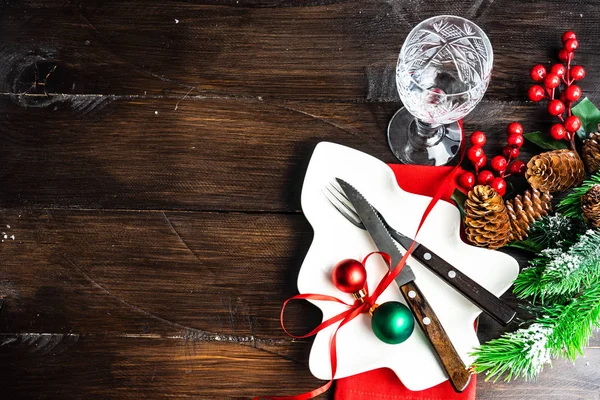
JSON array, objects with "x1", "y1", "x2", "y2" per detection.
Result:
[{"x1": 254, "y1": 121, "x2": 466, "y2": 400}]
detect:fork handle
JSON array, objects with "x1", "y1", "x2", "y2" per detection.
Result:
[
  {"x1": 400, "y1": 281, "x2": 472, "y2": 393},
  {"x1": 411, "y1": 244, "x2": 516, "y2": 326}
]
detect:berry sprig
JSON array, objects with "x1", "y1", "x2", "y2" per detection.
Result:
[
  {"x1": 459, "y1": 122, "x2": 527, "y2": 196},
  {"x1": 528, "y1": 31, "x2": 585, "y2": 149}
]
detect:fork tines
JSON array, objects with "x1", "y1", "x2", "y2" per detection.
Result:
[{"x1": 322, "y1": 181, "x2": 364, "y2": 229}]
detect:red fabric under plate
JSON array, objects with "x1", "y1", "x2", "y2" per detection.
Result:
[{"x1": 334, "y1": 163, "x2": 476, "y2": 400}]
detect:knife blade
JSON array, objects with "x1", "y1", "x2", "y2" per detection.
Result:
[
  {"x1": 387, "y1": 226, "x2": 516, "y2": 326},
  {"x1": 336, "y1": 178, "x2": 471, "y2": 393}
]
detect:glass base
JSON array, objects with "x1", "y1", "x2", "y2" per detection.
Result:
[{"x1": 387, "y1": 108, "x2": 462, "y2": 166}]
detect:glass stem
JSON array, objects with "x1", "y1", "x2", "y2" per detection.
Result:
[{"x1": 410, "y1": 119, "x2": 445, "y2": 149}]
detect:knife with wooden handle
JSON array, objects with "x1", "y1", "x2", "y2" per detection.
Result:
[{"x1": 337, "y1": 178, "x2": 472, "y2": 392}]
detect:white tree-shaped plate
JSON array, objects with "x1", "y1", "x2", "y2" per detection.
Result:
[{"x1": 299, "y1": 142, "x2": 519, "y2": 390}]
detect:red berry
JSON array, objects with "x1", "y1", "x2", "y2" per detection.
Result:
[
  {"x1": 564, "y1": 115, "x2": 582, "y2": 133},
  {"x1": 559, "y1": 91, "x2": 567, "y2": 104},
  {"x1": 474, "y1": 154, "x2": 487, "y2": 169},
  {"x1": 564, "y1": 39, "x2": 579, "y2": 53},
  {"x1": 468, "y1": 146, "x2": 485, "y2": 163},
  {"x1": 548, "y1": 99, "x2": 566, "y2": 116},
  {"x1": 506, "y1": 122, "x2": 524, "y2": 136},
  {"x1": 561, "y1": 31, "x2": 577, "y2": 43},
  {"x1": 490, "y1": 178, "x2": 507, "y2": 196},
  {"x1": 530, "y1": 64, "x2": 547, "y2": 81},
  {"x1": 550, "y1": 123, "x2": 567, "y2": 140},
  {"x1": 558, "y1": 49, "x2": 570, "y2": 62},
  {"x1": 459, "y1": 171, "x2": 476, "y2": 190},
  {"x1": 565, "y1": 85, "x2": 582, "y2": 102},
  {"x1": 544, "y1": 73, "x2": 560, "y2": 89},
  {"x1": 571, "y1": 65, "x2": 586, "y2": 81},
  {"x1": 477, "y1": 170, "x2": 495, "y2": 185},
  {"x1": 527, "y1": 85, "x2": 545, "y2": 102},
  {"x1": 491, "y1": 156, "x2": 508, "y2": 172},
  {"x1": 550, "y1": 64, "x2": 566, "y2": 77},
  {"x1": 507, "y1": 134, "x2": 524, "y2": 148},
  {"x1": 503, "y1": 145, "x2": 520, "y2": 159},
  {"x1": 470, "y1": 131, "x2": 487, "y2": 147},
  {"x1": 509, "y1": 160, "x2": 527, "y2": 176}
]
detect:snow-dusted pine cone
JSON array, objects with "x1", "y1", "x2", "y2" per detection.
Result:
[
  {"x1": 464, "y1": 185, "x2": 511, "y2": 249},
  {"x1": 525, "y1": 149, "x2": 585, "y2": 193},
  {"x1": 582, "y1": 184, "x2": 600, "y2": 229},
  {"x1": 506, "y1": 189, "x2": 553, "y2": 242},
  {"x1": 582, "y1": 132, "x2": 600, "y2": 174}
]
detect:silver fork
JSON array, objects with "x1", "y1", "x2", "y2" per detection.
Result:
[{"x1": 323, "y1": 181, "x2": 399, "y2": 236}]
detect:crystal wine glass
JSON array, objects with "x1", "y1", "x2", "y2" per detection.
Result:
[{"x1": 388, "y1": 15, "x2": 493, "y2": 165}]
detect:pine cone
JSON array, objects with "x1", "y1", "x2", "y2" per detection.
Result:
[
  {"x1": 506, "y1": 189, "x2": 553, "y2": 242},
  {"x1": 582, "y1": 184, "x2": 600, "y2": 228},
  {"x1": 525, "y1": 149, "x2": 585, "y2": 193},
  {"x1": 582, "y1": 132, "x2": 600, "y2": 173},
  {"x1": 464, "y1": 185, "x2": 511, "y2": 249}
]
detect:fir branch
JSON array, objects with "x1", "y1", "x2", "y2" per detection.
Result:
[
  {"x1": 542, "y1": 282, "x2": 600, "y2": 360},
  {"x1": 471, "y1": 323, "x2": 553, "y2": 382},
  {"x1": 513, "y1": 230, "x2": 600, "y2": 302},
  {"x1": 557, "y1": 172, "x2": 600, "y2": 218}
]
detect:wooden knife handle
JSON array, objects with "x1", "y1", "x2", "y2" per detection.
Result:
[
  {"x1": 400, "y1": 281, "x2": 472, "y2": 393},
  {"x1": 411, "y1": 244, "x2": 516, "y2": 326}
]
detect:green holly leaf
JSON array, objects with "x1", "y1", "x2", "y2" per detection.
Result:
[
  {"x1": 571, "y1": 97, "x2": 600, "y2": 136},
  {"x1": 451, "y1": 188, "x2": 467, "y2": 219},
  {"x1": 523, "y1": 131, "x2": 569, "y2": 150}
]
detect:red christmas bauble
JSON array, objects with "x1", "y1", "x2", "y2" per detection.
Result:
[
  {"x1": 490, "y1": 177, "x2": 507, "y2": 196},
  {"x1": 550, "y1": 124, "x2": 567, "y2": 140},
  {"x1": 507, "y1": 134, "x2": 524, "y2": 148},
  {"x1": 564, "y1": 39, "x2": 579, "y2": 53},
  {"x1": 565, "y1": 85, "x2": 582, "y2": 101},
  {"x1": 564, "y1": 115, "x2": 582, "y2": 133},
  {"x1": 503, "y1": 145, "x2": 519, "y2": 159},
  {"x1": 550, "y1": 64, "x2": 566, "y2": 78},
  {"x1": 530, "y1": 64, "x2": 546, "y2": 81},
  {"x1": 528, "y1": 85, "x2": 545, "y2": 102},
  {"x1": 548, "y1": 99, "x2": 566, "y2": 116},
  {"x1": 509, "y1": 160, "x2": 526, "y2": 176},
  {"x1": 561, "y1": 31, "x2": 577, "y2": 43},
  {"x1": 470, "y1": 131, "x2": 487, "y2": 147},
  {"x1": 571, "y1": 65, "x2": 586, "y2": 81},
  {"x1": 506, "y1": 122, "x2": 524, "y2": 136},
  {"x1": 477, "y1": 170, "x2": 495, "y2": 185},
  {"x1": 491, "y1": 156, "x2": 508, "y2": 172},
  {"x1": 332, "y1": 259, "x2": 367, "y2": 293},
  {"x1": 459, "y1": 171, "x2": 475, "y2": 190},
  {"x1": 544, "y1": 73, "x2": 560, "y2": 89}
]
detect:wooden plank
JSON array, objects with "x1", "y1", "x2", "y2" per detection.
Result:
[
  {"x1": 0, "y1": 209, "x2": 324, "y2": 339},
  {"x1": 1, "y1": 1, "x2": 600, "y2": 101},
  {"x1": 0, "y1": 97, "x2": 563, "y2": 211},
  {"x1": 0, "y1": 335, "x2": 328, "y2": 399}
]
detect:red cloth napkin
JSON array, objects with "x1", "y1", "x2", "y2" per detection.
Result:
[{"x1": 334, "y1": 163, "x2": 476, "y2": 400}]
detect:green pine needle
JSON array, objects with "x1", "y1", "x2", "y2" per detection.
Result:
[
  {"x1": 557, "y1": 172, "x2": 600, "y2": 218},
  {"x1": 471, "y1": 323, "x2": 553, "y2": 382},
  {"x1": 513, "y1": 230, "x2": 600, "y2": 302},
  {"x1": 543, "y1": 282, "x2": 600, "y2": 360},
  {"x1": 474, "y1": 229, "x2": 600, "y2": 382}
]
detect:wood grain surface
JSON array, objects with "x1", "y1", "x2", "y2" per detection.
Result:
[{"x1": 1, "y1": 0, "x2": 600, "y2": 399}]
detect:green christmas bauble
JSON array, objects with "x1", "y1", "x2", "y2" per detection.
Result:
[{"x1": 371, "y1": 301, "x2": 414, "y2": 344}]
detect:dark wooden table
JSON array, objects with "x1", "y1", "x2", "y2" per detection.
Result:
[{"x1": 1, "y1": 1, "x2": 599, "y2": 399}]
